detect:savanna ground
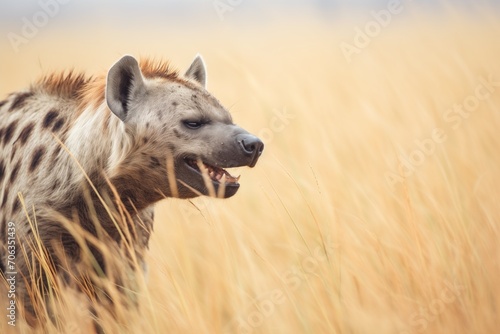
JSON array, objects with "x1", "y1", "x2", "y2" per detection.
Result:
[{"x1": 0, "y1": 6, "x2": 499, "y2": 334}]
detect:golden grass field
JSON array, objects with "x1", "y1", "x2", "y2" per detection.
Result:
[{"x1": 1, "y1": 9, "x2": 500, "y2": 334}]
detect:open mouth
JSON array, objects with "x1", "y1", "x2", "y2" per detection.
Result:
[{"x1": 185, "y1": 158, "x2": 241, "y2": 185}]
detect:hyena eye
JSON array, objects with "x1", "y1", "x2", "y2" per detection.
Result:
[{"x1": 183, "y1": 120, "x2": 204, "y2": 129}]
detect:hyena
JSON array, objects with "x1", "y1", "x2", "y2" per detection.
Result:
[{"x1": 0, "y1": 55, "x2": 263, "y2": 327}]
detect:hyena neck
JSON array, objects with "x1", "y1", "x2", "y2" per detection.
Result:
[{"x1": 65, "y1": 103, "x2": 163, "y2": 213}]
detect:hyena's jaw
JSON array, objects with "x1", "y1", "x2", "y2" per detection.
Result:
[{"x1": 182, "y1": 157, "x2": 241, "y2": 198}]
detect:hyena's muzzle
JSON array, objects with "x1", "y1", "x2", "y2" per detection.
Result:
[{"x1": 177, "y1": 124, "x2": 264, "y2": 198}]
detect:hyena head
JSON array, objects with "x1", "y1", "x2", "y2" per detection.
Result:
[{"x1": 105, "y1": 55, "x2": 264, "y2": 199}]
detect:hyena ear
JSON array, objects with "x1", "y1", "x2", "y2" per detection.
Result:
[
  {"x1": 106, "y1": 55, "x2": 146, "y2": 122},
  {"x1": 184, "y1": 54, "x2": 207, "y2": 88}
]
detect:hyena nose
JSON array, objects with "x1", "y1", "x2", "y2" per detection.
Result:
[{"x1": 236, "y1": 134, "x2": 264, "y2": 167}]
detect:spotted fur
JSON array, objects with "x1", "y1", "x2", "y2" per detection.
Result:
[{"x1": 0, "y1": 54, "x2": 263, "y2": 327}]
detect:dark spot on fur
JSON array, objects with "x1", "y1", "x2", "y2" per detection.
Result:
[
  {"x1": 1, "y1": 193, "x2": 7, "y2": 209},
  {"x1": 0, "y1": 160, "x2": 5, "y2": 183},
  {"x1": 43, "y1": 109, "x2": 59, "y2": 128},
  {"x1": 52, "y1": 145, "x2": 61, "y2": 157},
  {"x1": 10, "y1": 146, "x2": 16, "y2": 162},
  {"x1": 96, "y1": 157, "x2": 104, "y2": 167},
  {"x1": 52, "y1": 118, "x2": 65, "y2": 132},
  {"x1": 9, "y1": 92, "x2": 33, "y2": 112},
  {"x1": 3, "y1": 120, "x2": 18, "y2": 145},
  {"x1": 142, "y1": 137, "x2": 149, "y2": 144},
  {"x1": 51, "y1": 179, "x2": 61, "y2": 191},
  {"x1": 146, "y1": 122, "x2": 150, "y2": 129},
  {"x1": 15, "y1": 122, "x2": 35, "y2": 146},
  {"x1": 29, "y1": 147, "x2": 45, "y2": 172},
  {"x1": 0, "y1": 99, "x2": 7, "y2": 109},
  {"x1": 12, "y1": 198, "x2": 20, "y2": 212},
  {"x1": 192, "y1": 94, "x2": 198, "y2": 99},
  {"x1": 172, "y1": 128, "x2": 189, "y2": 140},
  {"x1": 9, "y1": 161, "x2": 21, "y2": 184},
  {"x1": 150, "y1": 156, "x2": 161, "y2": 168},
  {"x1": 172, "y1": 101, "x2": 178, "y2": 107}
]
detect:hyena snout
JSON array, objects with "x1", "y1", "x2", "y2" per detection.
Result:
[
  {"x1": 177, "y1": 129, "x2": 264, "y2": 199},
  {"x1": 235, "y1": 134, "x2": 264, "y2": 167}
]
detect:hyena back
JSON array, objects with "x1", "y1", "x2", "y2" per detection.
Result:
[{"x1": 0, "y1": 55, "x2": 263, "y2": 326}]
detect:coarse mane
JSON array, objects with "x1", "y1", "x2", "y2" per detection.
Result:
[
  {"x1": 139, "y1": 58, "x2": 179, "y2": 81},
  {"x1": 32, "y1": 58, "x2": 181, "y2": 111},
  {"x1": 33, "y1": 70, "x2": 91, "y2": 100}
]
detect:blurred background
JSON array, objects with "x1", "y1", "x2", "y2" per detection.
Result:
[
  {"x1": 1, "y1": 1, "x2": 500, "y2": 334},
  {"x1": 1, "y1": 0, "x2": 500, "y2": 96}
]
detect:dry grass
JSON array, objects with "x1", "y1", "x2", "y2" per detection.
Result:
[{"x1": 1, "y1": 10, "x2": 500, "y2": 334}]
